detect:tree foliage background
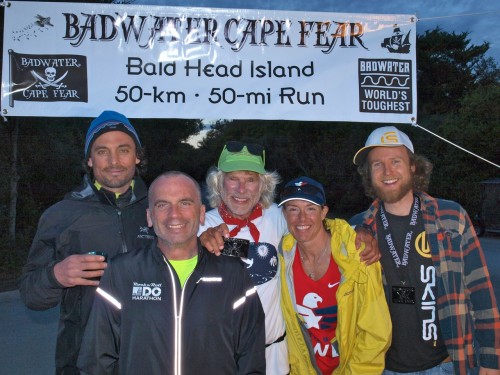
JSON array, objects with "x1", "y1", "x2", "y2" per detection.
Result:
[{"x1": 1, "y1": 27, "x2": 499, "y2": 277}]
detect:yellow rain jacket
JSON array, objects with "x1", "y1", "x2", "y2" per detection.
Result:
[{"x1": 279, "y1": 218, "x2": 391, "y2": 375}]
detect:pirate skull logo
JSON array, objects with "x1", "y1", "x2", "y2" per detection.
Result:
[
  {"x1": 32, "y1": 67, "x2": 68, "y2": 89},
  {"x1": 45, "y1": 67, "x2": 56, "y2": 82}
]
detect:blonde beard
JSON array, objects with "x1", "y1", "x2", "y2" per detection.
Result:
[{"x1": 373, "y1": 178, "x2": 413, "y2": 204}]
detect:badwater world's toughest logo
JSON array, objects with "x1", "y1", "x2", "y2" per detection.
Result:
[
  {"x1": 7, "y1": 51, "x2": 88, "y2": 107},
  {"x1": 358, "y1": 58, "x2": 413, "y2": 114},
  {"x1": 357, "y1": 26, "x2": 413, "y2": 115}
]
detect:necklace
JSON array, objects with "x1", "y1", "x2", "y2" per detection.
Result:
[{"x1": 299, "y1": 237, "x2": 330, "y2": 280}]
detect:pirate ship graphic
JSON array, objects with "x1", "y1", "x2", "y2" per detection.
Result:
[{"x1": 381, "y1": 26, "x2": 411, "y2": 54}]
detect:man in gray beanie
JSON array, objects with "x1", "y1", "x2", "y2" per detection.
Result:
[{"x1": 20, "y1": 110, "x2": 154, "y2": 375}]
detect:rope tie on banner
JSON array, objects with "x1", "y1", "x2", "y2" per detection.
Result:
[
  {"x1": 1, "y1": 1, "x2": 12, "y2": 8},
  {"x1": 410, "y1": 119, "x2": 499, "y2": 169}
]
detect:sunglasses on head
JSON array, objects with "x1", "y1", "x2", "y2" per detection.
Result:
[
  {"x1": 280, "y1": 184, "x2": 325, "y2": 201},
  {"x1": 224, "y1": 141, "x2": 265, "y2": 159}
]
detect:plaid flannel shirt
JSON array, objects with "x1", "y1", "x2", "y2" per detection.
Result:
[{"x1": 362, "y1": 191, "x2": 500, "y2": 374}]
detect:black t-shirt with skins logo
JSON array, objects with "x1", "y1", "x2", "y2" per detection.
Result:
[{"x1": 377, "y1": 209, "x2": 449, "y2": 372}]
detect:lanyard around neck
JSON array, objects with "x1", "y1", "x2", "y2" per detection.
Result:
[{"x1": 379, "y1": 196, "x2": 420, "y2": 270}]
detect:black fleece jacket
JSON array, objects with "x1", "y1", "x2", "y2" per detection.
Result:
[{"x1": 20, "y1": 175, "x2": 154, "y2": 375}]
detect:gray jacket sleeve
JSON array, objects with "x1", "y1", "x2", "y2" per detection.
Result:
[{"x1": 19, "y1": 208, "x2": 65, "y2": 310}]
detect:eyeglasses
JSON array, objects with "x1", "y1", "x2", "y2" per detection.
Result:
[
  {"x1": 224, "y1": 141, "x2": 265, "y2": 162},
  {"x1": 280, "y1": 184, "x2": 325, "y2": 202}
]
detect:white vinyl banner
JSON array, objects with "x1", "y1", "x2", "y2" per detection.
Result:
[{"x1": 1, "y1": 1, "x2": 417, "y2": 123}]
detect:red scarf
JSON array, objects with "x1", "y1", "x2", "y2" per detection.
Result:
[{"x1": 218, "y1": 203, "x2": 263, "y2": 243}]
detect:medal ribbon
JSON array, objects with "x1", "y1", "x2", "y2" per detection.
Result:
[{"x1": 379, "y1": 196, "x2": 420, "y2": 269}]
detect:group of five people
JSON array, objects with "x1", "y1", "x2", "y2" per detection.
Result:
[{"x1": 20, "y1": 110, "x2": 499, "y2": 374}]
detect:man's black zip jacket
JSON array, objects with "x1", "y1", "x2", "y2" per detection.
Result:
[
  {"x1": 19, "y1": 175, "x2": 154, "y2": 375},
  {"x1": 77, "y1": 240, "x2": 266, "y2": 375}
]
